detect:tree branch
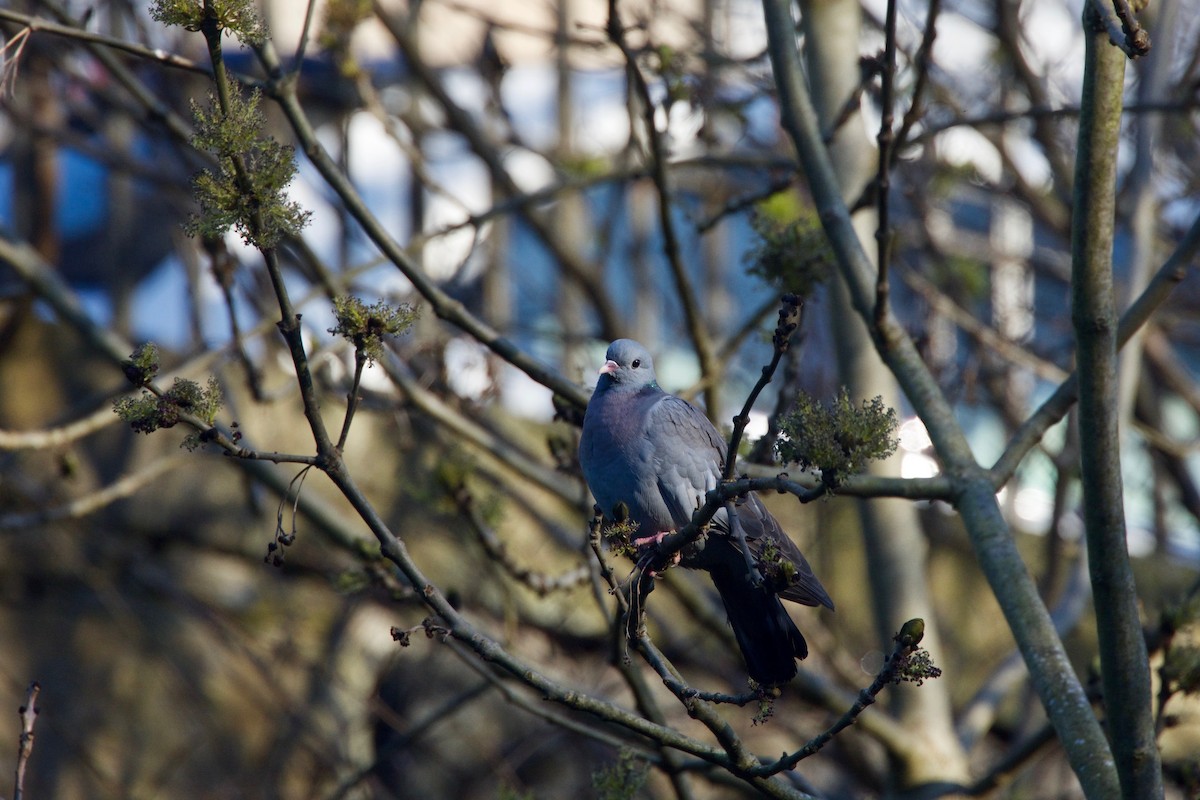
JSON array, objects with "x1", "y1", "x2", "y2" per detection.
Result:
[
  {"x1": 606, "y1": 0, "x2": 721, "y2": 415},
  {"x1": 991, "y1": 209, "x2": 1200, "y2": 485},
  {"x1": 250, "y1": 38, "x2": 591, "y2": 411},
  {"x1": 0, "y1": 454, "x2": 188, "y2": 530},
  {"x1": 760, "y1": 1, "x2": 1122, "y2": 794},
  {"x1": 1070, "y1": 6, "x2": 1161, "y2": 795},
  {"x1": 750, "y1": 620, "x2": 936, "y2": 776},
  {"x1": 12, "y1": 682, "x2": 40, "y2": 800}
]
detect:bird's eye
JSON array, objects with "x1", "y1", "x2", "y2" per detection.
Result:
[{"x1": 631, "y1": 359, "x2": 641, "y2": 368}]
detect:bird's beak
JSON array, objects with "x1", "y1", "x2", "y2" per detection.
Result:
[{"x1": 598, "y1": 360, "x2": 618, "y2": 376}]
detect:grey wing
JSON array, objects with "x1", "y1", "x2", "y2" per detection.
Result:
[{"x1": 644, "y1": 395, "x2": 727, "y2": 529}]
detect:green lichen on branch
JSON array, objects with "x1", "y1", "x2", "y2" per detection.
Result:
[
  {"x1": 746, "y1": 194, "x2": 831, "y2": 299},
  {"x1": 185, "y1": 78, "x2": 309, "y2": 249},
  {"x1": 776, "y1": 388, "x2": 898, "y2": 488},
  {"x1": 149, "y1": 0, "x2": 265, "y2": 45},
  {"x1": 595, "y1": 501, "x2": 642, "y2": 559},
  {"x1": 328, "y1": 296, "x2": 417, "y2": 364},
  {"x1": 320, "y1": 0, "x2": 373, "y2": 75},
  {"x1": 591, "y1": 749, "x2": 649, "y2": 800},
  {"x1": 1161, "y1": 590, "x2": 1200, "y2": 698},
  {"x1": 888, "y1": 618, "x2": 942, "y2": 686},
  {"x1": 600, "y1": 518, "x2": 641, "y2": 560},
  {"x1": 1162, "y1": 644, "x2": 1200, "y2": 696},
  {"x1": 893, "y1": 647, "x2": 943, "y2": 686},
  {"x1": 114, "y1": 375, "x2": 222, "y2": 451},
  {"x1": 752, "y1": 690, "x2": 778, "y2": 725},
  {"x1": 651, "y1": 44, "x2": 690, "y2": 110},
  {"x1": 122, "y1": 343, "x2": 161, "y2": 387},
  {"x1": 757, "y1": 539, "x2": 797, "y2": 591}
]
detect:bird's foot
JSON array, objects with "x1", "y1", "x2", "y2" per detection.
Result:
[
  {"x1": 631, "y1": 530, "x2": 668, "y2": 547},
  {"x1": 633, "y1": 531, "x2": 681, "y2": 576}
]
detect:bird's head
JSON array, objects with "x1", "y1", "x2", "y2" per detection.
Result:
[{"x1": 597, "y1": 339, "x2": 658, "y2": 391}]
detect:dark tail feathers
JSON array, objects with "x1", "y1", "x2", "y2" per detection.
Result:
[{"x1": 709, "y1": 567, "x2": 808, "y2": 686}]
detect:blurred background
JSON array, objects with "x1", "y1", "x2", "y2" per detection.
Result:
[{"x1": 1, "y1": 0, "x2": 1199, "y2": 797}]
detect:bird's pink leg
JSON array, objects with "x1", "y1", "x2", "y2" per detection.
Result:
[
  {"x1": 632, "y1": 531, "x2": 669, "y2": 547},
  {"x1": 632, "y1": 531, "x2": 681, "y2": 575}
]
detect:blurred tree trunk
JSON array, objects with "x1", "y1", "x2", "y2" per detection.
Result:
[
  {"x1": 3, "y1": 46, "x2": 67, "y2": 429},
  {"x1": 555, "y1": 0, "x2": 588, "y2": 364},
  {"x1": 1118, "y1": 0, "x2": 1177, "y2": 439},
  {"x1": 799, "y1": 0, "x2": 971, "y2": 792}
]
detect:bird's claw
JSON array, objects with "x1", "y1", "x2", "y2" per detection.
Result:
[
  {"x1": 631, "y1": 530, "x2": 668, "y2": 547},
  {"x1": 633, "y1": 531, "x2": 681, "y2": 576}
]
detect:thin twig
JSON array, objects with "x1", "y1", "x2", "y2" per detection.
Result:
[
  {"x1": 0, "y1": 8, "x2": 211, "y2": 74},
  {"x1": 291, "y1": 0, "x2": 320, "y2": 69},
  {"x1": 265, "y1": 466, "x2": 312, "y2": 566},
  {"x1": 992, "y1": 209, "x2": 1200, "y2": 485},
  {"x1": 371, "y1": 2, "x2": 624, "y2": 341},
  {"x1": 822, "y1": 58, "x2": 878, "y2": 146},
  {"x1": 0, "y1": 403, "x2": 119, "y2": 451},
  {"x1": 335, "y1": 351, "x2": 366, "y2": 452},
  {"x1": 911, "y1": 99, "x2": 1197, "y2": 145},
  {"x1": 453, "y1": 483, "x2": 591, "y2": 596},
  {"x1": 586, "y1": 516, "x2": 700, "y2": 800},
  {"x1": 749, "y1": 620, "x2": 933, "y2": 776},
  {"x1": 0, "y1": 454, "x2": 188, "y2": 530},
  {"x1": 206, "y1": 238, "x2": 266, "y2": 401},
  {"x1": 874, "y1": 0, "x2": 898, "y2": 330},
  {"x1": 695, "y1": 172, "x2": 799, "y2": 234},
  {"x1": 252, "y1": 33, "x2": 594, "y2": 410},
  {"x1": 605, "y1": 0, "x2": 720, "y2": 415},
  {"x1": 1088, "y1": 0, "x2": 1151, "y2": 58},
  {"x1": 892, "y1": 0, "x2": 941, "y2": 162},
  {"x1": 634, "y1": 638, "x2": 814, "y2": 799},
  {"x1": 13, "y1": 682, "x2": 41, "y2": 800},
  {"x1": 441, "y1": 639, "x2": 667, "y2": 761},
  {"x1": 723, "y1": 295, "x2": 802, "y2": 480},
  {"x1": 902, "y1": 267, "x2": 1069, "y2": 383},
  {"x1": 379, "y1": 352, "x2": 574, "y2": 500}
]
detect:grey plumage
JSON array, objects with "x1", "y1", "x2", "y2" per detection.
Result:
[{"x1": 579, "y1": 339, "x2": 833, "y2": 685}]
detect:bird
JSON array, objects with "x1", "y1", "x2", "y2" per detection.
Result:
[{"x1": 579, "y1": 338, "x2": 833, "y2": 686}]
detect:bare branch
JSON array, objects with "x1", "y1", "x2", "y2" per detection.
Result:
[
  {"x1": 0, "y1": 7, "x2": 210, "y2": 74},
  {"x1": 1088, "y1": 0, "x2": 1152, "y2": 58},
  {"x1": 0, "y1": 454, "x2": 188, "y2": 530},
  {"x1": 873, "y1": 0, "x2": 897, "y2": 330},
  {"x1": 0, "y1": 404, "x2": 117, "y2": 451},
  {"x1": 750, "y1": 620, "x2": 939, "y2": 776},
  {"x1": 250, "y1": 36, "x2": 592, "y2": 410},
  {"x1": 13, "y1": 682, "x2": 40, "y2": 800},
  {"x1": 761, "y1": 0, "x2": 1122, "y2": 793},
  {"x1": 606, "y1": 0, "x2": 720, "y2": 414},
  {"x1": 992, "y1": 210, "x2": 1200, "y2": 485},
  {"x1": 723, "y1": 295, "x2": 802, "y2": 480},
  {"x1": 452, "y1": 482, "x2": 591, "y2": 596},
  {"x1": 1070, "y1": 10, "x2": 1161, "y2": 793}
]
